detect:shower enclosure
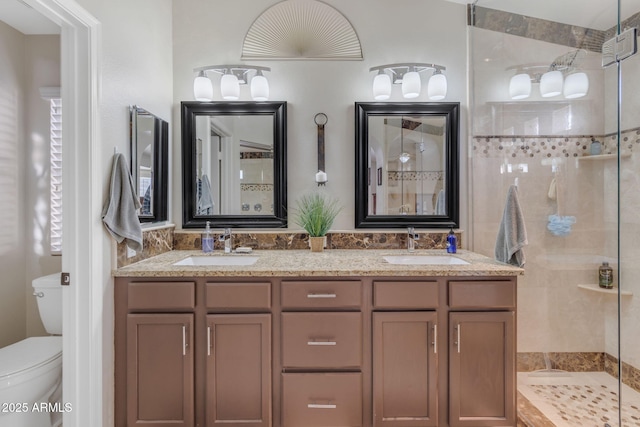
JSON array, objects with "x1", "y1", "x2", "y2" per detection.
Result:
[{"x1": 469, "y1": 0, "x2": 640, "y2": 425}]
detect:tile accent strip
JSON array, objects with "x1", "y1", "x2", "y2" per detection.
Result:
[
  {"x1": 517, "y1": 391, "x2": 556, "y2": 427},
  {"x1": 470, "y1": 5, "x2": 605, "y2": 53},
  {"x1": 605, "y1": 352, "x2": 640, "y2": 394},
  {"x1": 517, "y1": 352, "x2": 605, "y2": 373}
]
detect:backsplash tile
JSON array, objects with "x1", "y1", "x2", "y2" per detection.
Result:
[
  {"x1": 173, "y1": 231, "x2": 461, "y2": 251},
  {"x1": 117, "y1": 225, "x2": 174, "y2": 268}
]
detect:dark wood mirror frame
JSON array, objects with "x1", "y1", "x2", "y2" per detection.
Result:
[
  {"x1": 181, "y1": 101, "x2": 288, "y2": 228},
  {"x1": 355, "y1": 102, "x2": 460, "y2": 229},
  {"x1": 129, "y1": 106, "x2": 169, "y2": 223}
]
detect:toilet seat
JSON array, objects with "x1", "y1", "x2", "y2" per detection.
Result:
[{"x1": 0, "y1": 337, "x2": 62, "y2": 380}]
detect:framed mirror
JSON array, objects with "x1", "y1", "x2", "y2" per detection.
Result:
[
  {"x1": 181, "y1": 101, "x2": 287, "y2": 228},
  {"x1": 355, "y1": 102, "x2": 460, "y2": 228},
  {"x1": 129, "y1": 105, "x2": 169, "y2": 223}
]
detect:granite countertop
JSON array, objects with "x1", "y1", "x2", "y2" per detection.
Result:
[{"x1": 113, "y1": 249, "x2": 524, "y2": 278}]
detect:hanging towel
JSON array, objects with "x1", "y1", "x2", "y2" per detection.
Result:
[
  {"x1": 495, "y1": 184, "x2": 528, "y2": 267},
  {"x1": 197, "y1": 174, "x2": 214, "y2": 215},
  {"x1": 102, "y1": 153, "x2": 143, "y2": 251},
  {"x1": 435, "y1": 189, "x2": 446, "y2": 215}
]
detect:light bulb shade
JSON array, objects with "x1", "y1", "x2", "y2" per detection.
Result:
[
  {"x1": 251, "y1": 74, "x2": 269, "y2": 101},
  {"x1": 563, "y1": 72, "x2": 589, "y2": 99},
  {"x1": 194, "y1": 75, "x2": 213, "y2": 101},
  {"x1": 427, "y1": 73, "x2": 447, "y2": 100},
  {"x1": 509, "y1": 73, "x2": 531, "y2": 100},
  {"x1": 373, "y1": 73, "x2": 391, "y2": 100},
  {"x1": 220, "y1": 74, "x2": 240, "y2": 100},
  {"x1": 539, "y1": 70, "x2": 563, "y2": 98},
  {"x1": 402, "y1": 71, "x2": 421, "y2": 99}
]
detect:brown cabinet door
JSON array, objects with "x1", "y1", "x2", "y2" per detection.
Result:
[
  {"x1": 372, "y1": 312, "x2": 438, "y2": 427},
  {"x1": 126, "y1": 313, "x2": 194, "y2": 427},
  {"x1": 206, "y1": 314, "x2": 271, "y2": 427},
  {"x1": 449, "y1": 312, "x2": 515, "y2": 427}
]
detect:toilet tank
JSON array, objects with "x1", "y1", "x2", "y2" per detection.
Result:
[{"x1": 33, "y1": 273, "x2": 63, "y2": 335}]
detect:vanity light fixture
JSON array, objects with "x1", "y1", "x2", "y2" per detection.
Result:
[
  {"x1": 507, "y1": 50, "x2": 589, "y2": 100},
  {"x1": 193, "y1": 65, "x2": 271, "y2": 101},
  {"x1": 369, "y1": 63, "x2": 447, "y2": 100}
]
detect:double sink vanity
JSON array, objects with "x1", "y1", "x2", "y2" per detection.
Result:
[{"x1": 114, "y1": 249, "x2": 522, "y2": 427}]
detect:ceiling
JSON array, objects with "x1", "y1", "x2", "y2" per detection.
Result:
[
  {"x1": 2, "y1": 0, "x2": 640, "y2": 35},
  {"x1": 445, "y1": 0, "x2": 640, "y2": 31},
  {"x1": 0, "y1": 0, "x2": 59, "y2": 35}
]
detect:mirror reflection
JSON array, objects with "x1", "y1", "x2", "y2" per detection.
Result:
[
  {"x1": 181, "y1": 101, "x2": 287, "y2": 228},
  {"x1": 355, "y1": 102, "x2": 459, "y2": 228},
  {"x1": 130, "y1": 105, "x2": 168, "y2": 222},
  {"x1": 368, "y1": 116, "x2": 447, "y2": 216},
  {"x1": 195, "y1": 115, "x2": 274, "y2": 216}
]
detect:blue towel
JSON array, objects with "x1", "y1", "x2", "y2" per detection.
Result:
[
  {"x1": 102, "y1": 153, "x2": 143, "y2": 251},
  {"x1": 495, "y1": 185, "x2": 528, "y2": 267}
]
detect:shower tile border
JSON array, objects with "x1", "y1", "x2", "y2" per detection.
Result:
[
  {"x1": 517, "y1": 391, "x2": 556, "y2": 427},
  {"x1": 605, "y1": 353, "x2": 640, "y2": 395}
]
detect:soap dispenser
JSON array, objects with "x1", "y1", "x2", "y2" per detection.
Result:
[
  {"x1": 202, "y1": 221, "x2": 214, "y2": 253},
  {"x1": 446, "y1": 228, "x2": 457, "y2": 254}
]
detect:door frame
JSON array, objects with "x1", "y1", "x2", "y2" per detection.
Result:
[{"x1": 25, "y1": 1, "x2": 102, "y2": 426}]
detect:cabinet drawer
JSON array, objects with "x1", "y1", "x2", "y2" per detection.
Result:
[
  {"x1": 281, "y1": 280, "x2": 361, "y2": 310},
  {"x1": 128, "y1": 282, "x2": 195, "y2": 311},
  {"x1": 373, "y1": 280, "x2": 439, "y2": 309},
  {"x1": 206, "y1": 282, "x2": 271, "y2": 311},
  {"x1": 282, "y1": 373, "x2": 362, "y2": 427},
  {"x1": 282, "y1": 312, "x2": 362, "y2": 369},
  {"x1": 448, "y1": 280, "x2": 516, "y2": 309}
]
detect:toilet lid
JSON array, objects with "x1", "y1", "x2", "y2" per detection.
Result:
[{"x1": 0, "y1": 336, "x2": 62, "y2": 378}]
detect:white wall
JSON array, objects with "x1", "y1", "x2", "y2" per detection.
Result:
[
  {"x1": 24, "y1": 35, "x2": 62, "y2": 337},
  {"x1": 171, "y1": 0, "x2": 469, "y2": 232},
  {"x1": 0, "y1": 21, "x2": 27, "y2": 348}
]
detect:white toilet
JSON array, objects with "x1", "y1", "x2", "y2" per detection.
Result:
[{"x1": 0, "y1": 273, "x2": 63, "y2": 427}]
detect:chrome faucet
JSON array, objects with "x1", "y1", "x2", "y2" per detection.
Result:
[
  {"x1": 220, "y1": 228, "x2": 233, "y2": 253},
  {"x1": 407, "y1": 226, "x2": 419, "y2": 253}
]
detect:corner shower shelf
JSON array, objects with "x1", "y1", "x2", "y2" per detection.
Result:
[
  {"x1": 576, "y1": 152, "x2": 631, "y2": 161},
  {"x1": 577, "y1": 284, "x2": 633, "y2": 296}
]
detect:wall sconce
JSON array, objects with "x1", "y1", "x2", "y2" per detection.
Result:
[
  {"x1": 507, "y1": 50, "x2": 589, "y2": 100},
  {"x1": 193, "y1": 65, "x2": 271, "y2": 101},
  {"x1": 369, "y1": 63, "x2": 447, "y2": 101}
]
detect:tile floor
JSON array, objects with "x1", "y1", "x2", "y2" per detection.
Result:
[{"x1": 518, "y1": 372, "x2": 640, "y2": 427}]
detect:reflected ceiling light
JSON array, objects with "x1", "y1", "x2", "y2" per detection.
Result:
[
  {"x1": 563, "y1": 72, "x2": 589, "y2": 99},
  {"x1": 539, "y1": 69, "x2": 563, "y2": 97},
  {"x1": 192, "y1": 65, "x2": 271, "y2": 101},
  {"x1": 509, "y1": 73, "x2": 532, "y2": 100},
  {"x1": 369, "y1": 63, "x2": 447, "y2": 100},
  {"x1": 506, "y1": 50, "x2": 589, "y2": 100}
]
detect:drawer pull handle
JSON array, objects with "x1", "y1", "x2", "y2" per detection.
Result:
[
  {"x1": 307, "y1": 340, "x2": 337, "y2": 346},
  {"x1": 307, "y1": 293, "x2": 337, "y2": 299},
  {"x1": 433, "y1": 324, "x2": 438, "y2": 354},
  {"x1": 454, "y1": 324, "x2": 461, "y2": 353},
  {"x1": 207, "y1": 326, "x2": 211, "y2": 356},
  {"x1": 307, "y1": 404, "x2": 337, "y2": 409}
]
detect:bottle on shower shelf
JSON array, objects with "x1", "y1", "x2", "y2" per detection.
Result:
[{"x1": 598, "y1": 262, "x2": 613, "y2": 289}]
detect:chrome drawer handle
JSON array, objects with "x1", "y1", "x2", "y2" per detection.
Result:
[
  {"x1": 307, "y1": 293, "x2": 337, "y2": 299},
  {"x1": 307, "y1": 404, "x2": 337, "y2": 409},
  {"x1": 307, "y1": 340, "x2": 337, "y2": 346},
  {"x1": 182, "y1": 325, "x2": 187, "y2": 356},
  {"x1": 207, "y1": 326, "x2": 211, "y2": 356},
  {"x1": 433, "y1": 324, "x2": 438, "y2": 354}
]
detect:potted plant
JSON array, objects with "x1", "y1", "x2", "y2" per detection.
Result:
[{"x1": 294, "y1": 191, "x2": 342, "y2": 252}]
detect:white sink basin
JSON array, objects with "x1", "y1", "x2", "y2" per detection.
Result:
[
  {"x1": 173, "y1": 255, "x2": 259, "y2": 266},
  {"x1": 383, "y1": 255, "x2": 470, "y2": 265}
]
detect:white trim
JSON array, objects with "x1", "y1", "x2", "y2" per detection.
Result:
[{"x1": 24, "y1": 1, "x2": 102, "y2": 426}]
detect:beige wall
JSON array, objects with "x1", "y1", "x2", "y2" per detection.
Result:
[{"x1": 171, "y1": 0, "x2": 469, "y2": 232}]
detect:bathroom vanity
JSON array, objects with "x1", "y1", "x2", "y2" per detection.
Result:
[{"x1": 114, "y1": 250, "x2": 522, "y2": 427}]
